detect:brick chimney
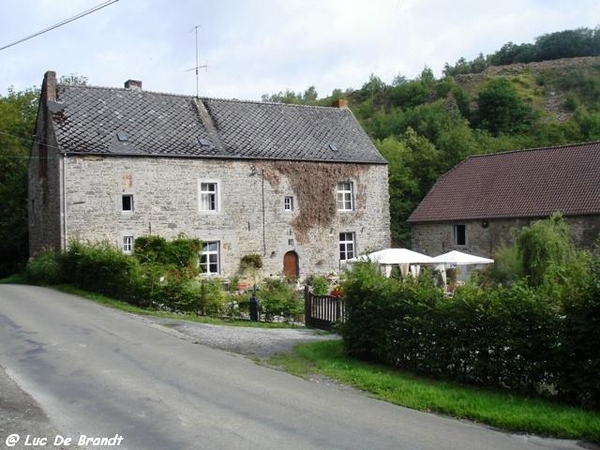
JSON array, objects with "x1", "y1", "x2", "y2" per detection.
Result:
[
  {"x1": 333, "y1": 99, "x2": 348, "y2": 109},
  {"x1": 124, "y1": 79, "x2": 142, "y2": 90}
]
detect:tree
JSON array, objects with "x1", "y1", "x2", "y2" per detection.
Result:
[
  {"x1": 517, "y1": 213, "x2": 578, "y2": 287},
  {"x1": 0, "y1": 87, "x2": 39, "y2": 275},
  {"x1": 474, "y1": 78, "x2": 537, "y2": 135},
  {"x1": 375, "y1": 137, "x2": 419, "y2": 246}
]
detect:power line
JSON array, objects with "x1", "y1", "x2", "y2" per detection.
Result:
[{"x1": 0, "y1": 0, "x2": 120, "y2": 52}]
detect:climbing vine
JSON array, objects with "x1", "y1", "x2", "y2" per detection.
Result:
[{"x1": 256, "y1": 161, "x2": 367, "y2": 243}]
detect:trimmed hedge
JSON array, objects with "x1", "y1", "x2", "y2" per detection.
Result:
[{"x1": 340, "y1": 262, "x2": 600, "y2": 409}]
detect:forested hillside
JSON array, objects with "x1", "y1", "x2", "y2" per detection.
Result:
[{"x1": 265, "y1": 27, "x2": 600, "y2": 246}]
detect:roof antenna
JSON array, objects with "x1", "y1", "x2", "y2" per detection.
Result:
[{"x1": 185, "y1": 25, "x2": 208, "y2": 98}]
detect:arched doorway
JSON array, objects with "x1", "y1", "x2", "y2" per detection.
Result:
[{"x1": 283, "y1": 251, "x2": 299, "y2": 278}]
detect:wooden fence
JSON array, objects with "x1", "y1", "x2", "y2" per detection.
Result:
[{"x1": 304, "y1": 286, "x2": 345, "y2": 330}]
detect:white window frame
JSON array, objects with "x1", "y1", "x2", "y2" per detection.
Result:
[
  {"x1": 122, "y1": 235, "x2": 134, "y2": 254},
  {"x1": 198, "y1": 180, "x2": 220, "y2": 213},
  {"x1": 453, "y1": 224, "x2": 467, "y2": 246},
  {"x1": 339, "y1": 232, "x2": 356, "y2": 261},
  {"x1": 336, "y1": 182, "x2": 354, "y2": 211},
  {"x1": 200, "y1": 241, "x2": 220, "y2": 275},
  {"x1": 284, "y1": 196, "x2": 294, "y2": 212},
  {"x1": 122, "y1": 194, "x2": 134, "y2": 213}
]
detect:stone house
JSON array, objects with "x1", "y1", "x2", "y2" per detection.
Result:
[
  {"x1": 28, "y1": 71, "x2": 390, "y2": 279},
  {"x1": 408, "y1": 141, "x2": 600, "y2": 257}
]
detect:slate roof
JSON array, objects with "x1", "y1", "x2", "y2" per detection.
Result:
[
  {"x1": 408, "y1": 141, "x2": 600, "y2": 223},
  {"x1": 50, "y1": 83, "x2": 386, "y2": 164}
]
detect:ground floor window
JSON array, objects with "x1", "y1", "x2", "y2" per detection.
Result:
[
  {"x1": 339, "y1": 232, "x2": 355, "y2": 261},
  {"x1": 200, "y1": 241, "x2": 220, "y2": 275},
  {"x1": 453, "y1": 224, "x2": 467, "y2": 246},
  {"x1": 122, "y1": 235, "x2": 134, "y2": 254}
]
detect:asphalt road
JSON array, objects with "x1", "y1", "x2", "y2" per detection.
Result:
[{"x1": 0, "y1": 285, "x2": 591, "y2": 450}]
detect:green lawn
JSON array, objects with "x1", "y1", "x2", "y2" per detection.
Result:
[{"x1": 269, "y1": 339, "x2": 600, "y2": 444}]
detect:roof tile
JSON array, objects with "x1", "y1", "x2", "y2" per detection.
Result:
[
  {"x1": 408, "y1": 142, "x2": 600, "y2": 222},
  {"x1": 52, "y1": 84, "x2": 386, "y2": 165}
]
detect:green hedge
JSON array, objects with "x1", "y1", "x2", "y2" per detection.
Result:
[
  {"x1": 340, "y1": 262, "x2": 600, "y2": 409},
  {"x1": 59, "y1": 241, "x2": 145, "y2": 304}
]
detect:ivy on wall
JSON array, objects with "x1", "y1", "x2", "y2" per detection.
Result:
[{"x1": 257, "y1": 161, "x2": 368, "y2": 243}]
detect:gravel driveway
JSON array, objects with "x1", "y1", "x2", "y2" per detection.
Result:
[{"x1": 145, "y1": 316, "x2": 339, "y2": 359}]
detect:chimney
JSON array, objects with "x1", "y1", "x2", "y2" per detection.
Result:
[
  {"x1": 43, "y1": 70, "x2": 57, "y2": 102},
  {"x1": 124, "y1": 79, "x2": 142, "y2": 90},
  {"x1": 333, "y1": 98, "x2": 348, "y2": 109}
]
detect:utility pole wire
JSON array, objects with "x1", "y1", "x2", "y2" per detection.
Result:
[{"x1": 0, "y1": 0, "x2": 119, "y2": 52}]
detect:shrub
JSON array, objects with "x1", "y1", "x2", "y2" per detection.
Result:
[
  {"x1": 196, "y1": 278, "x2": 227, "y2": 316},
  {"x1": 555, "y1": 261, "x2": 600, "y2": 408},
  {"x1": 134, "y1": 235, "x2": 201, "y2": 271},
  {"x1": 339, "y1": 258, "x2": 600, "y2": 407},
  {"x1": 60, "y1": 241, "x2": 143, "y2": 304},
  {"x1": 25, "y1": 250, "x2": 64, "y2": 285},
  {"x1": 309, "y1": 275, "x2": 330, "y2": 295},
  {"x1": 258, "y1": 278, "x2": 303, "y2": 323}
]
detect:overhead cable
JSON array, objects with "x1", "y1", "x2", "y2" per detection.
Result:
[{"x1": 0, "y1": 0, "x2": 119, "y2": 52}]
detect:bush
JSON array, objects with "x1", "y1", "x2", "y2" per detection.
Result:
[
  {"x1": 555, "y1": 261, "x2": 600, "y2": 409},
  {"x1": 60, "y1": 241, "x2": 144, "y2": 304},
  {"x1": 340, "y1": 259, "x2": 600, "y2": 407},
  {"x1": 26, "y1": 250, "x2": 64, "y2": 285},
  {"x1": 309, "y1": 275, "x2": 330, "y2": 295},
  {"x1": 196, "y1": 278, "x2": 227, "y2": 316},
  {"x1": 135, "y1": 235, "x2": 201, "y2": 271},
  {"x1": 258, "y1": 278, "x2": 303, "y2": 323}
]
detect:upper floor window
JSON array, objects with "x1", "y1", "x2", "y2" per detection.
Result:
[
  {"x1": 122, "y1": 194, "x2": 134, "y2": 212},
  {"x1": 453, "y1": 224, "x2": 467, "y2": 246},
  {"x1": 339, "y1": 232, "x2": 356, "y2": 261},
  {"x1": 200, "y1": 241, "x2": 220, "y2": 275},
  {"x1": 284, "y1": 196, "x2": 294, "y2": 212},
  {"x1": 336, "y1": 182, "x2": 354, "y2": 211},
  {"x1": 199, "y1": 181, "x2": 219, "y2": 212}
]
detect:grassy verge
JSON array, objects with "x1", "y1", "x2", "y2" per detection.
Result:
[
  {"x1": 270, "y1": 340, "x2": 600, "y2": 444},
  {"x1": 54, "y1": 284, "x2": 300, "y2": 328}
]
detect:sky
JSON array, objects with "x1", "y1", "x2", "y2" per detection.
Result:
[{"x1": 1, "y1": 0, "x2": 599, "y2": 101}]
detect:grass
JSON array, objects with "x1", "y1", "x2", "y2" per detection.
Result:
[
  {"x1": 270, "y1": 340, "x2": 600, "y2": 444},
  {"x1": 54, "y1": 284, "x2": 300, "y2": 328}
]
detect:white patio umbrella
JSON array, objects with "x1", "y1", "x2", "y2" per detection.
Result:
[
  {"x1": 432, "y1": 250, "x2": 494, "y2": 288},
  {"x1": 348, "y1": 248, "x2": 435, "y2": 277},
  {"x1": 432, "y1": 250, "x2": 494, "y2": 265}
]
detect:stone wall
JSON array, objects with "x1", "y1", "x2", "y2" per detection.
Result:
[
  {"x1": 60, "y1": 155, "x2": 390, "y2": 279},
  {"x1": 28, "y1": 80, "x2": 63, "y2": 256},
  {"x1": 411, "y1": 215, "x2": 600, "y2": 258}
]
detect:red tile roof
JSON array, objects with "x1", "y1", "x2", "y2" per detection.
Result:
[{"x1": 408, "y1": 141, "x2": 600, "y2": 223}]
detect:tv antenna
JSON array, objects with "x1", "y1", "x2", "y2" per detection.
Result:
[{"x1": 185, "y1": 25, "x2": 208, "y2": 98}]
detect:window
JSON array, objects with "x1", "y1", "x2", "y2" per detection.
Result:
[
  {"x1": 453, "y1": 224, "x2": 467, "y2": 246},
  {"x1": 339, "y1": 232, "x2": 355, "y2": 261},
  {"x1": 199, "y1": 181, "x2": 219, "y2": 212},
  {"x1": 288, "y1": 238, "x2": 294, "y2": 246},
  {"x1": 122, "y1": 235, "x2": 134, "y2": 253},
  {"x1": 200, "y1": 241, "x2": 220, "y2": 275},
  {"x1": 336, "y1": 182, "x2": 354, "y2": 211},
  {"x1": 284, "y1": 196, "x2": 294, "y2": 211},
  {"x1": 122, "y1": 194, "x2": 134, "y2": 212}
]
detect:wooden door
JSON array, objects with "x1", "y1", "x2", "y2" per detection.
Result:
[{"x1": 283, "y1": 251, "x2": 299, "y2": 278}]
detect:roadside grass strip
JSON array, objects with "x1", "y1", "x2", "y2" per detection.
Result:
[
  {"x1": 270, "y1": 339, "x2": 600, "y2": 444},
  {"x1": 53, "y1": 285, "x2": 298, "y2": 328}
]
